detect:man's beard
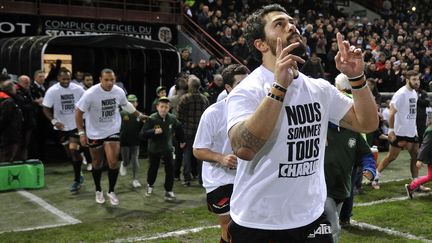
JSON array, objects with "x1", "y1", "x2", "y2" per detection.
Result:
[
  {"x1": 409, "y1": 81, "x2": 419, "y2": 90},
  {"x1": 268, "y1": 34, "x2": 307, "y2": 58}
]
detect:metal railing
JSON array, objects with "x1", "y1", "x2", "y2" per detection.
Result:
[{"x1": 181, "y1": 13, "x2": 243, "y2": 66}]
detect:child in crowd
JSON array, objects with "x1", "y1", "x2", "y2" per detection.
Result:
[
  {"x1": 119, "y1": 94, "x2": 144, "y2": 188},
  {"x1": 140, "y1": 97, "x2": 185, "y2": 201},
  {"x1": 151, "y1": 86, "x2": 167, "y2": 113}
]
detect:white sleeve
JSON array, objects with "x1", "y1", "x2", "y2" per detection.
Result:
[
  {"x1": 168, "y1": 85, "x2": 176, "y2": 98},
  {"x1": 193, "y1": 108, "x2": 215, "y2": 149},
  {"x1": 226, "y1": 86, "x2": 261, "y2": 133},
  {"x1": 327, "y1": 84, "x2": 353, "y2": 125},
  {"x1": 121, "y1": 102, "x2": 136, "y2": 113},
  {"x1": 118, "y1": 89, "x2": 128, "y2": 106},
  {"x1": 42, "y1": 89, "x2": 54, "y2": 108},
  {"x1": 390, "y1": 92, "x2": 402, "y2": 111},
  {"x1": 76, "y1": 87, "x2": 85, "y2": 102},
  {"x1": 76, "y1": 91, "x2": 90, "y2": 112}
]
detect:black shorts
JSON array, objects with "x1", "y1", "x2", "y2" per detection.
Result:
[
  {"x1": 207, "y1": 184, "x2": 233, "y2": 215},
  {"x1": 59, "y1": 129, "x2": 79, "y2": 145},
  {"x1": 228, "y1": 213, "x2": 333, "y2": 243},
  {"x1": 390, "y1": 135, "x2": 419, "y2": 148},
  {"x1": 88, "y1": 133, "x2": 120, "y2": 148}
]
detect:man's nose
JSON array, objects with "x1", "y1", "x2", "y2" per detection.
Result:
[{"x1": 286, "y1": 23, "x2": 296, "y2": 34}]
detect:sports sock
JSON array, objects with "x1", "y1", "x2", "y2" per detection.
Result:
[
  {"x1": 374, "y1": 171, "x2": 381, "y2": 180},
  {"x1": 72, "y1": 160, "x2": 82, "y2": 182},
  {"x1": 108, "y1": 168, "x2": 119, "y2": 193},
  {"x1": 92, "y1": 168, "x2": 102, "y2": 191}
]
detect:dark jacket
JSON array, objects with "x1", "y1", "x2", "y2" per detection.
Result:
[
  {"x1": 14, "y1": 84, "x2": 36, "y2": 129},
  {"x1": 0, "y1": 91, "x2": 23, "y2": 147},
  {"x1": 120, "y1": 111, "x2": 143, "y2": 147},
  {"x1": 418, "y1": 127, "x2": 432, "y2": 165},
  {"x1": 177, "y1": 92, "x2": 209, "y2": 138},
  {"x1": 324, "y1": 123, "x2": 376, "y2": 200},
  {"x1": 140, "y1": 113, "x2": 184, "y2": 154}
]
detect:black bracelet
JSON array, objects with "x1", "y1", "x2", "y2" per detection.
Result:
[
  {"x1": 272, "y1": 82, "x2": 287, "y2": 93},
  {"x1": 267, "y1": 92, "x2": 284, "y2": 102},
  {"x1": 351, "y1": 81, "x2": 368, "y2": 90},
  {"x1": 348, "y1": 73, "x2": 365, "y2": 82}
]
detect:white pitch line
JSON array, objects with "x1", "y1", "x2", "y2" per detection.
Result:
[
  {"x1": 112, "y1": 225, "x2": 220, "y2": 243},
  {"x1": 351, "y1": 220, "x2": 432, "y2": 242},
  {"x1": 355, "y1": 192, "x2": 432, "y2": 207},
  {"x1": 17, "y1": 190, "x2": 81, "y2": 225},
  {"x1": 380, "y1": 178, "x2": 407, "y2": 183},
  {"x1": 0, "y1": 222, "x2": 77, "y2": 234}
]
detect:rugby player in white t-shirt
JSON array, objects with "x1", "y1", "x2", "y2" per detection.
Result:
[
  {"x1": 75, "y1": 69, "x2": 148, "y2": 205},
  {"x1": 193, "y1": 64, "x2": 249, "y2": 243},
  {"x1": 374, "y1": 70, "x2": 429, "y2": 191},
  {"x1": 42, "y1": 69, "x2": 85, "y2": 193},
  {"x1": 226, "y1": 4, "x2": 378, "y2": 242}
]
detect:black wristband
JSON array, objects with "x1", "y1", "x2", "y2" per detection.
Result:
[
  {"x1": 272, "y1": 82, "x2": 287, "y2": 93},
  {"x1": 348, "y1": 73, "x2": 365, "y2": 82},
  {"x1": 351, "y1": 81, "x2": 368, "y2": 90},
  {"x1": 267, "y1": 92, "x2": 284, "y2": 102}
]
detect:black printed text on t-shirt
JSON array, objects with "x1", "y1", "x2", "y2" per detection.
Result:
[
  {"x1": 279, "y1": 102, "x2": 322, "y2": 178},
  {"x1": 60, "y1": 94, "x2": 75, "y2": 114},
  {"x1": 100, "y1": 98, "x2": 116, "y2": 122}
]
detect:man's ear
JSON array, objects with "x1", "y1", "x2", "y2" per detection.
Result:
[
  {"x1": 254, "y1": 39, "x2": 269, "y2": 53},
  {"x1": 224, "y1": 84, "x2": 232, "y2": 93}
]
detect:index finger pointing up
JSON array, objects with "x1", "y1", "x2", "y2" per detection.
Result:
[
  {"x1": 336, "y1": 32, "x2": 347, "y2": 58},
  {"x1": 276, "y1": 37, "x2": 282, "y2": 58}
]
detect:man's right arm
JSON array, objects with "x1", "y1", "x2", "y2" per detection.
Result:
[
  {"x1": 75, "y1": 108, "x2": 85, "y2": 132},
  {"x1": 42, "y1": 106, "x2": 53, "y2": 122},
  {"x1": 228, "y1": 97, "x2": 284, "y2": 161},
  {"x1": 228, "y1": 39, "x2": 303, "y2": 161},
  {"x1": 388, "y1": 104, "x2": 397, "y2": 140}
]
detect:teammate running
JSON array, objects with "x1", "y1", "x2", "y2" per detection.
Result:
[
  {"x1": 193, "y1": 64, "x2": 249, "y2": 243},
  {"x1": 75, "y1": 68, "x2": 148, "y2": 205},
  {"x1": 42, "y1": 68, "x2": 85, "y2": 193}
]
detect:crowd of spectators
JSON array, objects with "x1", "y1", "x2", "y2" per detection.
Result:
[
  {"x1": 1, "y1": 0, "x2": 431, "y2": 185},
  {"x1": 181, "y1": 0, "x2": 432, "y2": 93}
]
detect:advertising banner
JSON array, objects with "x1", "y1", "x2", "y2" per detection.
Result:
[{"x1": 0, "y1": 14, "x2": 177, "y2": 44}]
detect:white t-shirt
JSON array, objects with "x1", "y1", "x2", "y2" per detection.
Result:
[
  {"x1": 193, "y1": 99, "x2": 235, "y2": 193},
  {"x1": 76, "y1": 84, "x2": 127, "y2": 139},
  {"x1": 43, "y1": 83, "x2": 84, "y2": 131},
  {"x1": 381, "y1": 107, "x2": 390, "y2": 134},
  {"x1": 226, "y1": 66, "x2": 353, "y2": 230},
  {"x1": 216, "y1": 90, "x2": 228, "y2": 102},
  {"x1": 390, "y1": 86, "x2": 417, "y2": 137}
]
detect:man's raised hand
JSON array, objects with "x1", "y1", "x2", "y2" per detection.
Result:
[
  {"x1": 274, "y1": 37, "x2": 305, "y2": 88},
  {"x1": 334, "y1": 32, "x2": 364, "y2": 78}
]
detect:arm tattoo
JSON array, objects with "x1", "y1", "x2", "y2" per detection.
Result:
[{"x1": 231, "y1": 121, "x2": 266, "y2": 156}]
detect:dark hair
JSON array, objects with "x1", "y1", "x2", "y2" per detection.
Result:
[
  {"x1": 100, "y1": 68, "x2": 115, "y2": 76},
  {"x1": 175, "y1": 77, "x2": 188, "y2": 91},
  {"x1": 83, "y1": 73, "x2": 93, "y2": 79},
  {"x1": 33, "y1": 70, "x2": 44, "y2": 78},
  {"x1": 405, "y1": 70, "x2": 417, "y2": 79},
  {"x1": 244, "y1": 4, "x2": 288, "y2": 61},
  {"x1": 0, "y1": 73, "x2": 10, "y2": 82},
  {"x1": 57, "y1": 67, "x2": 71, "y2": 77},
  {"x1": 221, "y1": 64, "x2": 249, "y2": 87},
  {"x1": 1, "y1": 80, "x2": 14, "y2": 94}
]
